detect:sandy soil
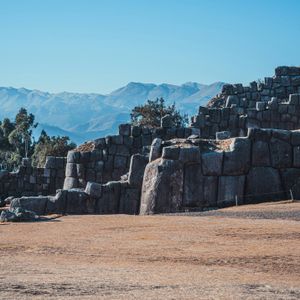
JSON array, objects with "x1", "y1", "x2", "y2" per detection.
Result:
[{"x1": 0, "y1": 201, "x2": 300, "y2": 299}]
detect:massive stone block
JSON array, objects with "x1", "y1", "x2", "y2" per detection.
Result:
[
  {"x1": 140, "y1": 159, "x2": 183, "y2": 214},
  {"x1": 183, "y1": 163, "x2": 202, "y2": 207},
  {"x1": 179, "y1": 147, "x2": 200, "y2": 163},
  {"x1": 85, "y1": 182, "x2": 102, "y2": 198},
  {"x1": 119, "y1": 186, "x2": 140, "y2": 214},
  {"x1": 223, "y1": 138, "x2": 251, "y2": 175},
  {"x1": 65, "y1": 163, "x2": 77, "y2": 178},
  {"x1": 270, "y1": 138, "x2": 292, "y2": 168},
  {"x1": 65, "y1": 189, "x2": 89, "y2": 214},
  {"x1": 252, "y1": 141, "x2": 271, "y2": 166},
  {"x1": 245, "y1": 167, "x2": 283, "y2": 203},
  {"x1": 201, "y1": 151, "x2": 223, "y2": 176},
  {"x1": 96, "y1": 181, "x2": 121, "y2": 214},
  {"x1": 128, "y1": 154, "x2": 148, "y2": 187},
  {"x1": 218, "y1": 176, "x2": 245, "y2": 207},
  {"x1": 10, "y1": 196, "x2": 50, "y2": 215},
  {"x1": 149, "y1": 138, "x2": 162, "y2": 162}
]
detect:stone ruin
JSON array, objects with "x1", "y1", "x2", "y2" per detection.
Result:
[{"x1": 2, "y1": 66, "x2": 300, "y2": 218}]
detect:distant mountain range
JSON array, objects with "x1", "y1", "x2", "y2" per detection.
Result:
[{"x1": 0, "y1": 81, "x2": 224, "y2": 144}]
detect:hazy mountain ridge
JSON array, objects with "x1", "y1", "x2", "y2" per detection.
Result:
[{"x1": 0, "y1": 81, "x2": 224, "y2": 144}]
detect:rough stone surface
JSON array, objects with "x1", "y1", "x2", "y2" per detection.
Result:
[
  {"x1": 128, "y1": 154, "x2": 148, "y2": 187},
  {"x1": 10, "y1": 196, "x2": 49, "y2": 215},
  {"x1": 218, "y1": 176, "x2": 245, "y2": 207},
  {"x1": 85, "y1": 182, "x2": 102, "y2": 198},
  {"x1": 140, "y1": 159, "x2": 183, "y2": 214},
  {"x1": 202, "y1": 151, "x2": 223, "y2": 176},
  {"x1": 246, "y1": 167, "x2": 283, "y2": 203},
  {"x1": 223, "y1": 138, "x2": 251, "y2": 175}
]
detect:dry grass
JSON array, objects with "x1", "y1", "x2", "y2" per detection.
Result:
[{"x1": 0, "y1": 201, "x2": 299, "y2": 299}]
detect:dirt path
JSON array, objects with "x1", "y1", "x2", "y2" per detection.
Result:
[{"x1": 1, "y1": 201, "x2": 300, "y2": 299}]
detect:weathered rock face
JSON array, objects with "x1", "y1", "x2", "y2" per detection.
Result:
[
  {"x1": 218, "y1": 176, "x2": 245, "y2": 206},
  {"x1": 245, "y1": 167, "x2": 283, "y2": 203},
  {"x1": 140, "y1": 159, "x2": 183, "y2": 214},
  {"x1": 191, "y1": 67, "x2": 300, "y2": 139},
  {"x1": 223, "y1": 138, "x2": 251, "y2": 175},
  {"x1": 201, "y1": 151, "x2": 223, "y2": 176},
  {"x1": 10, "y1": 196, "x2": 50, "y2": 215}
]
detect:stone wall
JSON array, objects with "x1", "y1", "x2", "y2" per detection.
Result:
[
  {"x1": 191, "y1": 66, "x2": 300, "y2": 139},
  {"x1": 63, "y1": 124, "x2": 196, "y2": 189},
  {"x1": 0, "y1": 156, "x2": 66, "y2": 198},
  {"x1": 140, "y1": 128, "x2": 300, "y2": 214}
]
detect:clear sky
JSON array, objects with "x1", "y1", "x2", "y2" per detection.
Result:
[{"x1": 1, "y1": 0, "x2": 299, "y2": 94}]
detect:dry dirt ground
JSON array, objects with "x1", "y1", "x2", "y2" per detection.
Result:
[{"x1": 0, "y1": 201, "x2": 300, "y2": 299}]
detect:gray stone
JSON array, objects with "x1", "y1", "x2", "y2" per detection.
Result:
[
  {"x1": 119, "y1": 124, "x2": 131, "y2": 136},
  {"x1": 179, "y1": 147, "x2": 200, "y2": 163},
  {"x1": 270, "y1": 138, "x2": 292, "y2": 168},
  {"x1": 96, "y1": 181, "x2": 121, "y2": 214},
  {"x1": 67, "y1": 151, "x2": 80, "y2": 163},
  {"x1": 128, "y1": 154, "x2": 148, "y2": 187},
  {"x1": 252, "y1": 141, "x2": 271, "y2": 166},
  {"x1": 223, "y1": 138, "x2": 251, "y2": 175},
  {"x1": 246, "y1": 167, "x2": 283, "y2": 203},
  {"x1": 149, "y1": 138, "x2": 162, "y2": 162},
  {"x1": 119, "y1": 187, "x2": 140, "y2": 214},
  {"x1": 202, "y1": 151, "x2": 223, "y2": 176},
  {"x1": 131, "y1": 126, "x2": 141, "y2": 137},
  {"x1": 140, "y1": 159, "x2": 183, "y2": 214},
  {"x1": 44, "y1": 156, "x2": 57, "y2": 169},
  {"x1": 161, "y1": 114, "x2": 173, "y2": 128},
  {"x1": 65, "y1": 189, "x2": 88, "y2": 214},
  {"x1": 0, "y1": 208, "x2": 38, "y2": 222},
  {"x1": 225, "y1": 95, "x2": 239, "y2": 108},
  {"x1": 46, "y1": 190, "x2": 67, "y2": 214},
  {"x1": 256, "y1": 102, "x2": 266, "y2": 111},
  {"x1": 291, "y1": 131, "x2": 300, "y2": 146},
  {"x1": 293, "y1": 146, "x2": 300, "y2": 167},
  {"x1": 114, "y1": 155, "x2": 127, "y2": 169},
  {"x1": 162, "y1": 146, "x2": 180, "y2": 160},
  {"x1": 111, "y1": 135, "x2": 123, "y2": 145},
  {"x1": 63, "y1": 177, "x2": 78, "y2": 190},
  {"x1": 10, "y1": 196, "x2": 49, "y2": 215},
  {"x1": 216, "y1": 131, "x2": 231, "y2": 140},
  {"x1": 218, "y1": 176, "x2": 245, "y2": 206},
  {"x1": 65, "y1": 163, "x2": 77, "y2": 177},
  {"x1": 85, "y1": 182, "x2": 102, "y2": 198},
  {"x1": 183, "y1": 163, "x2": 202, "y2": 207}
]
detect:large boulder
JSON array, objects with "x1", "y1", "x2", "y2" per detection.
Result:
[
  {"x1": 223, "y1": 138, "x2": 251, "y2": 175},
  {"x1": 128, "y1": 154, "x2": 148, "y2": 187},
  {"x1": 95, "y1": 181, "x2": 121, "y2": 214},
  {"x1": 149, "y1": 138, "x2": 162, "y2": 162},
  {"x1": 245, "y1": 167, "x2": 284, "y2": 203},
  {"x1": 10, "y1": 196, "x2": 50, "y2": 215},
  {"x1": 140, "y1": 159, "x2": 183, "y2": 214},
  {"x1": 0, "y1": 208, "x2": 38, "y2": 222},
  {"x1": 85, "y1": 182, "x2": 102, "y2": 198},
  {"x1": 119, "y1": 185, "x2": 141, "y2": 214},
  {"x1": 183, "y1": 163, "x2": 202, "y2": 207},
  {"x1": 46, "y1": 190, "x2": 68, "y2": 214},
  {"x1": 183, "y1": 163, "x2": 218, "y2": 208},
  {"x1": 63, "y1": 177, "x2": 78, "y2": 190},
  {"x1": 65, "y1": 189, "x2": 89, "y2": 214}
]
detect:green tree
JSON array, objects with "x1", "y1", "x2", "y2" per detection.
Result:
[
  {"x1": 8, "y1": 108, "x2": 37, "y2": 158},
  {"x1": 32, "y1": 130, "x2": 76, "y2": 167},
  {"x1": 130, "y1": 98, "x2": 188, "y2": 128}
]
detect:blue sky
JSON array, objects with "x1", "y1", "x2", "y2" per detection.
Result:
[{"x1": 0, "y1": 0, "x2": 299, "y2": 94}]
